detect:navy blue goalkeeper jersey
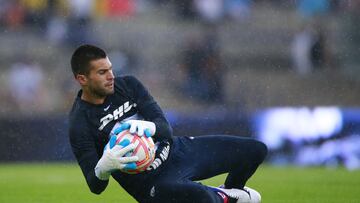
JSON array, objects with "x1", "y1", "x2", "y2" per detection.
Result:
[{"x1": 68, "y1": 75, "x2": 173, "y2": 196}]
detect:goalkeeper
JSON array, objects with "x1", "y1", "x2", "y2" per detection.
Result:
[{"x1": 69, "y1": 45, "x2": 267, "y2": 203}]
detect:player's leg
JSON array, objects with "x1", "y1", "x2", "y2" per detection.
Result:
[
  {"x1": 181, "y1": 135, "x2": 266, "y2": 202},
  {"x1": 180, "y1": 135, "x2": 267, "y2": 189},
  {"x1": 138, "y1": 135, "x2": 266, "y2": 203},
  {"x1": 148, "y1": 180, "x2": 225, "y2": 203},
  {"x1": 139, "y1": 136, "x2": 234, "y2": 203}
]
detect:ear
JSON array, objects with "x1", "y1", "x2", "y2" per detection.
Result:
[{"x1": 75, "y1": 74, "x2": 88, "y2": 86}]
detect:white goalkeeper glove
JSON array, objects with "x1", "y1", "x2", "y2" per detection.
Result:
[
  {"x1": 95, "y1": 136, "x2": 139, "y2": 180},
  {"x1": 113, "y1": 120, "x2": 156, "y2": 137}
]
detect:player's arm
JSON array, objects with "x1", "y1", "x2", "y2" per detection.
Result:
[
  {"x1": 70, "y1": 124, "x2": 138, "y2": 194},
  {"x1": 69, "y1": 126, "x2": 109, "y2": 194},
  {"x1": 123, "y1": 76, "x2": 173, "y2": 142}
]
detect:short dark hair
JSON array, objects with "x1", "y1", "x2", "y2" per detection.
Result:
[{"x1": 71, "y1": 44, "x2": 107, "y2": 76}]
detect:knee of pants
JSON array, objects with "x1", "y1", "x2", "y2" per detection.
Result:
[{"x1": 252, "y1": 140, "x2": 268, "y2": 163}]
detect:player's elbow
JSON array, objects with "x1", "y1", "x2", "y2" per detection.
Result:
[
  {"x1": 154, "y1": 120, "x2": 173, "y2": 141},
  {"x1": 90, "y1": 187, "x2": 104, "y2": 195},
  {"x1": 86, "y1": 172, "x2": 108, "y2": 195},
  {"x1": 88, "y1": 180, "x2": 107, "y2": 195}
]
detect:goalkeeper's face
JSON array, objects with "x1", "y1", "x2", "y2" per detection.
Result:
[{"x1": 85, "y1": 57, "x2": 115, "y2": 98}]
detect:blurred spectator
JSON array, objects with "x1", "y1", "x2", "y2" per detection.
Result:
[
  {"x1": 45, "y1": 0, "x2": 68, "y2": 45},
  {"x1": 297, "y1": 0, "x2": 330, "y2": 18},
  {"x1": 291, "y1": 0, "x2": 332, "y2": 75},
  {"x1": 66, "y1": 0, "x2": 95, "y2": 47},
  {"x1": 341, "y1": 0, "x2": 360, "y2": 74},
  {"x1": 6, "y1": 59, "x2": 46, "y2": 113},
  {"x1": 21, "y1": 0, "x2": 48, "y2": 31},
  {"x1": 46, "y1": 14, "x2": 67, "y2": 45},
  {"x1": 179, "y1": 28, "x2": 224, "y2": 103},
  {"x1": 194, "y1": 0, "x2": 224, "y2": 24},
  {"x1": 173, "y1": 0, "x2": 196, "y2": 20},
  {"x1": 2, "y1": 1, "x2": 25, "y2": 30},
  {"x1": 225, "y1": 0, "x2": 252, "y2": 21},
  {"x1": 291, "y1": 24, "x2": 318, "y2": 75},
  {"x1": 105, "y1": 0, "x2": 136, "y2": 17}
]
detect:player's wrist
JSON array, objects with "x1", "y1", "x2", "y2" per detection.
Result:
[
  {"x1": 95, "y1": 163, "x2": 111, "y2": 180},
  {"x1": 94, "y1": 151, "x2": 114, "y2": 180}
]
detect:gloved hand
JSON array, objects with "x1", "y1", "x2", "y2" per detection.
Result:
[
  {"x1": 113, "y1": 120, "x2": 156, "y2": 137},
  {"x1": 95, "y1": 135, "x2": 139, "y2": 180}
]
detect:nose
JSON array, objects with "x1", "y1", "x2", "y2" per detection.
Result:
[{"x1": 107, "y1": 69, "x2": 115, "y2": 80}]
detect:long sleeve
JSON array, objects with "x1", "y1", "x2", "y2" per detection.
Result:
[
  {"x1": 123, "y1": 76, "x2": 173, "y2": 143},
  {"x1": 69, "y1": 123, "x2": 109, "y2": 194}
]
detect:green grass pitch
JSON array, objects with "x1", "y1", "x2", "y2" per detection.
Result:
[{"x1": 0, "y1": 163, "x2": 359, "y2": 203}]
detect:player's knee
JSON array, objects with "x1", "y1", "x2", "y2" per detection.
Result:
[{"x1": 253, "y1": 140, "x2": 268, "y2": 163}]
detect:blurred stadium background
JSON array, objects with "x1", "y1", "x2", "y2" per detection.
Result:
[{"x1": 1, "y1": 0, "x2": 360, "y2": 202}]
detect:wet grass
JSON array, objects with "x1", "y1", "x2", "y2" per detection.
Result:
[{"x1": 0, "y1": 163, "x2": 359, "y2": 203}]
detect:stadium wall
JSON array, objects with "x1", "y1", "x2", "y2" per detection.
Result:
[
  {"x1": 1, "y1": 108, "x2": 359, "y2": 168},
  {"x1": 0, "y1": 111, "x2": 251, "y2": 161}
]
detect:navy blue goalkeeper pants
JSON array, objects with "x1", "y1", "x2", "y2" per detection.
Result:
[{"x1": 130, "y1": 135, "x2": 267, "y2": 203}]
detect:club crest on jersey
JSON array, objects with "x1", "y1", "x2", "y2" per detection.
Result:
[{"x1": 98, "y1": 101, "x2": 136, "y2": 130}]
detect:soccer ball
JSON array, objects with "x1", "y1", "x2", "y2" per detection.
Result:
[{"x1": 115, "y1": 130, "x2": 155, "y2": 174}]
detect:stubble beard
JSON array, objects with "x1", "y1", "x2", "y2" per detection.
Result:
[{"x1": 89, "y1": 85, "x2": 114, "y2": 99}]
